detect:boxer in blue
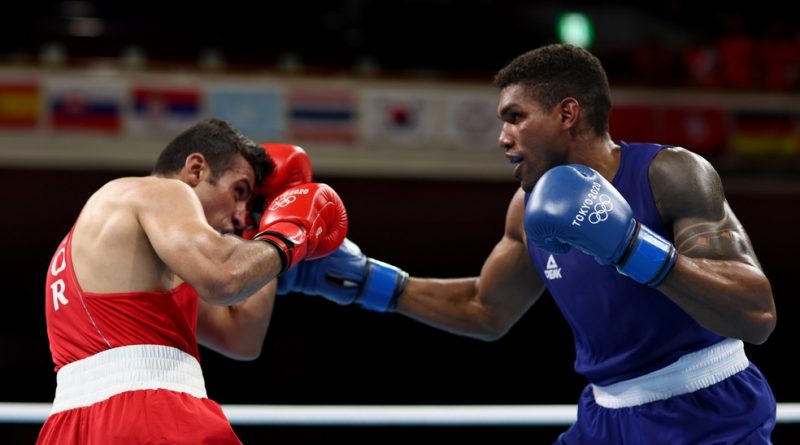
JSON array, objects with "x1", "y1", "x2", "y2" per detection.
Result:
[{"x1": 279, "y1": 44, "x2": 777, "y2": 444}]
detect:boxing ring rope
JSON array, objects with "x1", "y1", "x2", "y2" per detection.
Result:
[{"x1": 2, "y1": 403, "x2": 800, "y2": 425}]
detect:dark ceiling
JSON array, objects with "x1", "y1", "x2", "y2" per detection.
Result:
[{"x1": 0, "y1": 1, "x2": 793, "y2": 80}]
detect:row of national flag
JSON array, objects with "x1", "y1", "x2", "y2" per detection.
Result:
[
  {"x1": 0, "y1": 78, "x2": 502, "y2": 149},
  {"x1": 1, "y1": 76, "x2": 799, "y2": 158},
  {"x1": 609, "y1": 105, "x2": 800, "y2": 157}
]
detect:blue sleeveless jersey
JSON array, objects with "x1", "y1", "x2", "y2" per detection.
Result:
[{"x1": 525, "y1": 142, "x2": 724, "y2": 386}]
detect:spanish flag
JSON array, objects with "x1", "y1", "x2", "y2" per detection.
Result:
[{"x1": 0, "y1": 82, "x2": 40, "y2": 128}]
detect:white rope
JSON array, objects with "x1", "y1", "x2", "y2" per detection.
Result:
[
  {"x1": 222, "y1": 404, "x2": 578, "y2": 426},
  {"x1": 1, "y1": 402, "x2": 800, "y2": 425}
]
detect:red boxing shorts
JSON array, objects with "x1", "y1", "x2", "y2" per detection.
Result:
[{"x1": 37, "y1": 344, "x2": 241, "y2": 445}]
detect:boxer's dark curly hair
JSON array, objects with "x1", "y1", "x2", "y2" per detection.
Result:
[{"x1": 493, "y1": 43, "x2": 611, "y2": 136}]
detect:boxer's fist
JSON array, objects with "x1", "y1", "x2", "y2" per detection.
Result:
[
  {"x1": 525, "y1": 164, "x2": 636, "y2": 263},
  {"x1": 278, "y1": 238, "x2": 408, "y2": 312},
  {"x1": 525, "y1": 164, "x2": 676, "y2": 286},
  {"x1": 256, "y1": 143, "x2": 313, "y2": 199},
  {"x1": 242, "y1": 144, "x2": 314, "y2": 239},
  {"x1": 254, "y1": 183, "x2": 348, "y2": 274}
]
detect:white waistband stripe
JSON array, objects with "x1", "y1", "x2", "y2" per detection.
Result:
[
  {"x1": 592, "y1": 338, "x2": 749, "y2": 409},
  {"x1": 50, "y1": 344, "x2": 207, "y2": 415}
]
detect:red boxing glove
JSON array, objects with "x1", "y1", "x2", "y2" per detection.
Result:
[
  {"x1": 242, "y1": 143, "x2": 314, "y2": 239},
  {"x1": 256, "y1": 143, "x2": 313, "y2": 199},
  {"x1": 254, "y1": 183, "x2": 348, "y2": 274}
]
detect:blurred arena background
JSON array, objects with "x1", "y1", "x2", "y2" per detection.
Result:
[{"x1": 1, "y1": 1, "x2": 799, "y2": 443}]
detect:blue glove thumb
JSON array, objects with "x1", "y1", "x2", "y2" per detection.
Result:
[
  {"x1": 277, "y1": 238, "x2": 408, "y2": 312},
  {"x1": 277, "y1": 238, "x2": 366, "y2": 304}
]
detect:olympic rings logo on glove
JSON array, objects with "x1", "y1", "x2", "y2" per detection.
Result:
[
  {"x1": 269, "y1": 195, "x2": 297, "y2": 211},
  {"x1": 588, "y1": 194, "x2": 614, "y2": 224},
  {"x1": 268, "y1": 187, "x2": 311, "y2": 211}
]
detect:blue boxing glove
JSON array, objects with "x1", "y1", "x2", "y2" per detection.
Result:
[
  {"x1": 525, "y1": 164, "x2": 677, "y2": 287},
  {"x1": 277, "y1": 238, "x2": 409, "y2": 312}
]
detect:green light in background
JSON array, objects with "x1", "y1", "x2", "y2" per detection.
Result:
[{"x1": 557, "y1": 12, "x2": 594, "y2": 48}]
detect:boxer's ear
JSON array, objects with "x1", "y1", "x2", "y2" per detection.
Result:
[{"x1": 182, "y1": 153, "x2": 208, "y2": 186}]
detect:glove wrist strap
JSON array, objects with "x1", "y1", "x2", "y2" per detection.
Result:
[
  {"x1": 359, "y1": 259, "x2": 408, "y2": 312},
  {"x1": 254, "y1": 231, "x2": 293, "y2": 275},
  {"x1": 617, "y1": 223, "x2": 677, "y2": 287}
]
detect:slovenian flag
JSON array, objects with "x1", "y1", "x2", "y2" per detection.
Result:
[{"x1": 49, "y1": 86, "x2": 121, "y2": 133}]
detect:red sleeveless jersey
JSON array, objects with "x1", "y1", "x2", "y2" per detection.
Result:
[
  {"x1": 44, "y1": 226, "x2": 201, "y2": 370},
  {"x1": 39, "y1": 226, "x2": 242, "y2": 444}
]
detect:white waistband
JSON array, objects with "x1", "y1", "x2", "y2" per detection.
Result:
[
  {"x1": 591, "y1": 338, "x2": 749, "y2": 409},
  {"x1": 51, "y1": 344, "x2": 207, "y2": 415}
]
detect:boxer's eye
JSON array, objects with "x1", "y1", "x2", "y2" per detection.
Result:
[{"x1": 236, "y1": 186, "x2": 247, "y2": 201}]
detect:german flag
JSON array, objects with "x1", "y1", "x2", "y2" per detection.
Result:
[{"x1": 731, "y1": 111, "x2": 799, "y2": 158}]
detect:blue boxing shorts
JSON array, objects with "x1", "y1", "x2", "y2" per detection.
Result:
[{"x1": 555, "y1": 339, "x2": 776, "y2": 444}]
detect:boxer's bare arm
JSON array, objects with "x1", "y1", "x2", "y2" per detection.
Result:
[
  {"x1": 72, "y1": 177, "x2": 283, "y2": 306},
  {"x1": 197, "y1": 280, "x2": 277, "y2": 360},
  {"x1": 139, "y1": 179, "x2": 284, "y2": 305},
  {"x1": 397, "y1": 189, "x2": 546, "y2": 340},
  {"x1": 650, "y1": 148, "x2": 776, "y2": 344}
]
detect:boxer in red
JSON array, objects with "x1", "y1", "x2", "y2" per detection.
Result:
[{"x1": 37, "y1": 119, "x2": 346, "y2": 444}]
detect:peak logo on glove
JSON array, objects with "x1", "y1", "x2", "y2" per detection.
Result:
[{"x1": 526, "y1": 164, "x2": 676, "y2": 287}]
